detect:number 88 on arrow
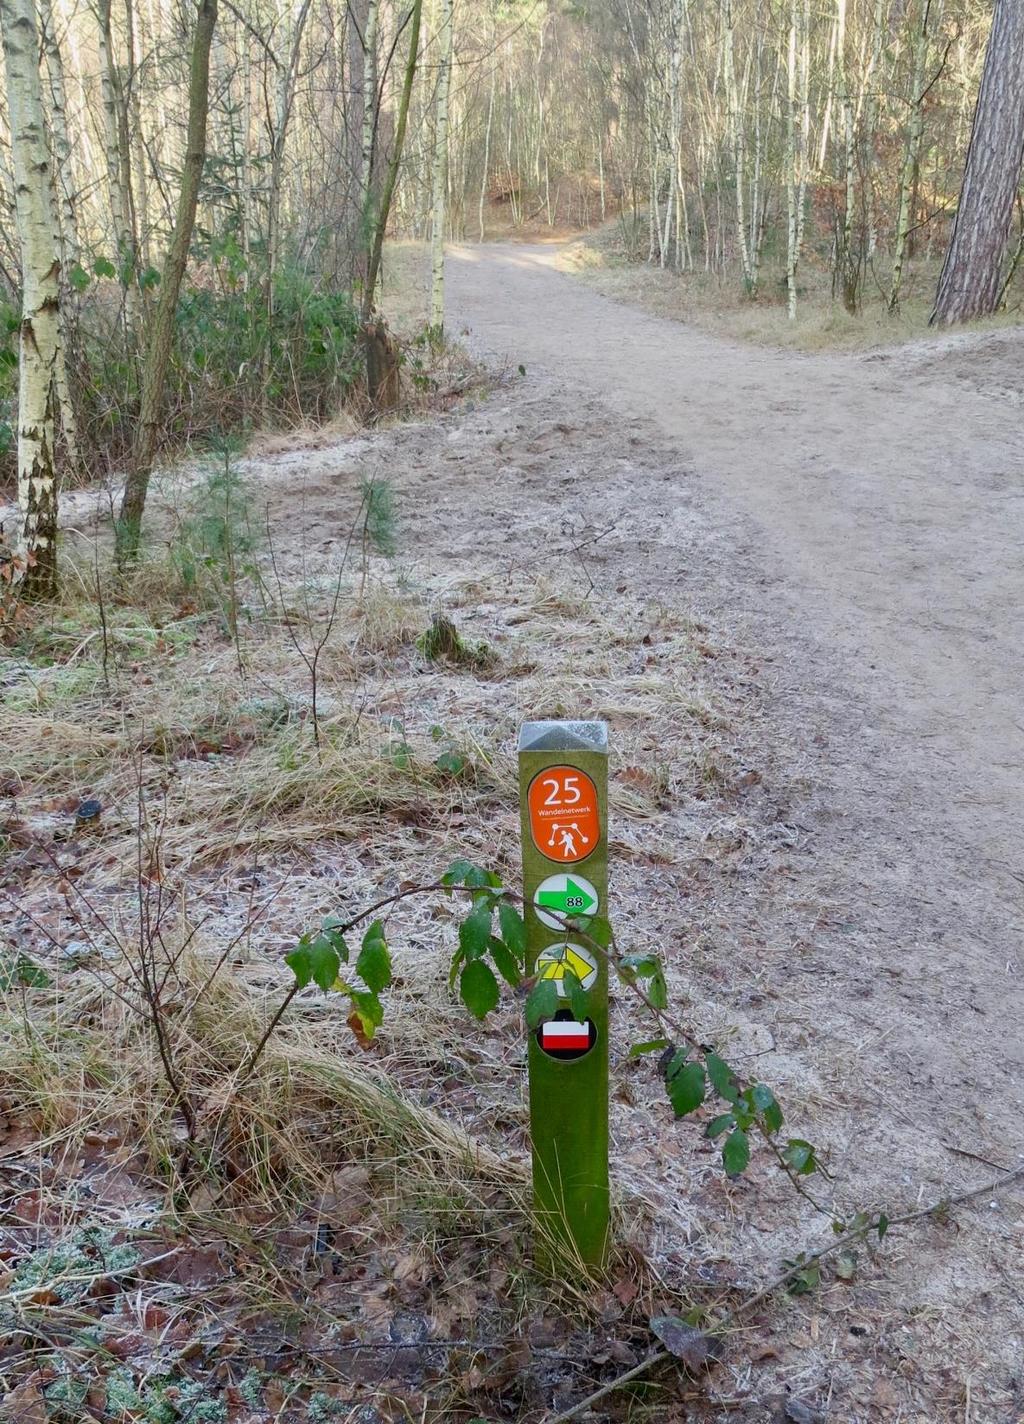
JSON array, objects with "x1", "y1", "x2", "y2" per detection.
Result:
[{"x1": 527, "y1": 765, "x2": 600, "y2": 863}]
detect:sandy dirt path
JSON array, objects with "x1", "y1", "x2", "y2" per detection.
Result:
[
  {"x1": 449, "y1": 240, "x2": 1024, "y2": 1023},
  {"x1": 442, "y1": 242, "x2": 1024, "y2": 1401},
  {"x1": 450, "y1": 244, "x2": 1024, "y2": 875}
]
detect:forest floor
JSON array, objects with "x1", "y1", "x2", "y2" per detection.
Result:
[
  {"x1": 1, "y1": 244, "x2": 1023, "y2": 1424},
  {"x1": 552, "y1": 219, "x2": 1024, "y2": 352}
]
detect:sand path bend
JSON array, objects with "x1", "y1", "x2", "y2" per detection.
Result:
[{"x1": 448, "y1": 242, "x2": 1024, "y2": 876}]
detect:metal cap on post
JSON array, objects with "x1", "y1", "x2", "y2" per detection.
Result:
[{"x1": 518, "y1": 719, "x2": 610, "y2": 1267}]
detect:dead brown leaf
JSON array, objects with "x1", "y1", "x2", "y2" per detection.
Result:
[
  {"x1": 0, "y1": 1378, "x2": 47, "y2": 1424},
  {"x1": 649, "y1": 1315, "x2": 717, "y2": 1372},
  {"x1": 612, "y1": 1275, "x2": 638, "y2": 1307}
]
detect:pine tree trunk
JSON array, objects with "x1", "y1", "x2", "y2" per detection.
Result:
[
  {"x1": 1, "y1": 0, "x2": 62, "y2": 600},
  {"x1": 931, "y1": 0, "x2": 1024, "y2": 325},
  {"x1": 116, "y1": 0, "x2": 218, "y2": 561}
]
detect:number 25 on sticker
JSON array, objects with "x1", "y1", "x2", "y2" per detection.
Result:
[{"x1": 528, "y1": 765, "x2": 600, "y2": 864}]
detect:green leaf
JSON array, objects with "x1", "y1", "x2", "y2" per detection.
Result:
[
  {"x1": 94, "y1": 256, "x2": 116, "y2": 278},
  {"x1": 629, "y1": 1037, "x2": 670, "y2": 1057},
  {"x1": 704, "y1": 1113, "x2": 735, "y2": 1140},
  {"x1": 564, "y1": 971, "x2": 589, "y2": 1023},
  {"x1": 751, "y1": 1083, "x2": 783, "y2": 1133},
  {"x1": 441, "y1": 858, "x2": 476, "y2": 888},
  {"x1": 647, "y1": 967, "x2": 668, "y2": 1010},
  {"x1": 580, "y1": 915, "x2": 613, "y2": 948},
  {"x1": 784, "y1": 1256, "x2": 820, "y2": 1295},
  {"x1": 783, "y1": 1138, "x2": 818, "y2": 1176},
  {"x1": 356, "y1": 926, "x2": 391, "y2": 993},
  {"x1": 459, "y1": 906, "x2": 492, "y2": 961},
  {"x1": 835, "y1": 1250, "x2": 857, "y2": 1281},
  {"x1": 620, "y1": 953, "x2": 660, "y2": 977},
  {"x1": 525, "y1": 978, "x2": 560, "y2": 1029},
  {"x1": 722, "y1": 1127, "x2": 750, "y2": 1177},
  {"x1": 876, "y1": 1212, "x2": 890, "y2": 1241},
  {"x1": 285, "y1": 944, "x2": 312, "y2": 989},
  {"x1": 464, "y1": 865, "x2": 497, "y2": 889},
  {"x1": 497, "y1": 902, "x2": 526, "y2": 961},
  {"x1": 460, "y1": 959, "x2": 500, "y2": 1020},
  {"x1": 0, "y1": 954, "x2": 50, "y2": 990},
  {"x1": 705, "y1": 1053, "x2": 740, "y2": 1105},
  {"x1": 434, "y1": 749, "x2": 467, "y2": 776},
  {"x1": 306, "y1": 935, "x2": 341, "y2": 992},
  {"x1": 488, "y1": 937, "x2": 522, "y2": 987},
  {"x1": 320, "y1": 920, "x2": 349, "y2": 962},
  {"x1": 664, "y1": 1054, "x2": 705, "y2": 1118},
  {"x1": 349, "y1": 989, "x2": 384, "y2": 1039},
  {"x1": 68, "y1": 262, "x2": 90, "y2": 292}
]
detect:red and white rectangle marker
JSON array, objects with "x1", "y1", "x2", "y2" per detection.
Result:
[{"x1": 540, "y1": 1020, "x2": 589, "y2": 1051}]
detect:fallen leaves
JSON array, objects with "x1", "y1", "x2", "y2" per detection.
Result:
[
  {"x1": 0, "y1": 1377, "x2": 47, "y2": 1424},
  {"x1": 648, "y1": 1314, "x2": 717, "y2": 1372}
]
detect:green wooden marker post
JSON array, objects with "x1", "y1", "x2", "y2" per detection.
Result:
[{"x1": 518, "y1": 720, "x2": 609, "y2": 1267}]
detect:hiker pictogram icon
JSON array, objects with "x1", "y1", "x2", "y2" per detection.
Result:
[{"x1": 547, "y1": 821, "x2": 589, "y2": 858}]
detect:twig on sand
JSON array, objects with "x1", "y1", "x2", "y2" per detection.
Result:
[{"x1": 544, "y1": 1162, "x2": 1024, "y2": 1424}]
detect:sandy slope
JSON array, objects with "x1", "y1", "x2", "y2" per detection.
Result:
[{"x1": 442, "y1": 243, "x2": 1024, "y2": 1415}]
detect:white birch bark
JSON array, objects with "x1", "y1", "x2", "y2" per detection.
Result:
[
  {"x1": 38, "y1": 0, "x2": 77, "y2": 265},
  {"x1": 479, "y1": 54, "x2": 495, "y2": 240},
  {"x1": 889, "y1": 0, "x2": 931, "y2": 313},
  {"x1": 429, "y1": 0, "x2": 453, "y2": 332},
  {"x1": 1, "y1": 0, "x2": 61, "y2": 599},
  {"x1": 785, "y1": 0, "x2": 799, "y2": 318},
  {"x1": 96, "y1": 0, "x2": 139, "y2": 338},
  {"x1": 724, "y1": 0, "x2": 752, "y2": 290},
  {"x1": 359, "y1": 0, "x2": 380, "y2": 221}
]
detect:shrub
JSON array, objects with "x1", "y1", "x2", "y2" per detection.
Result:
[{"x1": 0, "y1": 256, "x2": 364, "y2": 494}]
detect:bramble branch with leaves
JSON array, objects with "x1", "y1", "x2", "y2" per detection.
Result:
[{"x1": 276, "y1": 858, "x2": 824, "y2": 1196}]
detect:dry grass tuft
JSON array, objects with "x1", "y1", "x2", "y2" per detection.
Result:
[
  {"x1": 348, "y1": 579, "x2": 424, "y2": 654},
  {"x1": 0, "y1": 949, "x2": 525, "y2": 1217}
]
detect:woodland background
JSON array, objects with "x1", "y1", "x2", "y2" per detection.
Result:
[
  {"x1": 1, "y1": 0, "x2": 1024, "y2": 600},
  {"x1": 2, "y1": 2, "x2": 1024, "y2": 1421}
]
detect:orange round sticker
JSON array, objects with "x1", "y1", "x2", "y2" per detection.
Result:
[{"x1": 528, "y1": 766, "x2": 600, "y2": 863}]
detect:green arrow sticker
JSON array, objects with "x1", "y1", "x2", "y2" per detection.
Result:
[{"x1": 534, "y1": 874, "x2": 599, "y2": 932}]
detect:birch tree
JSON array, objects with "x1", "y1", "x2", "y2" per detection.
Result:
[
  {"x1": 429, "y1": 0, "x2": 454, "y2": 334},
  {"x1": 96, "y1": 0, "x2": 141, "y2": 342},
  {"x1": 888, "y1": 0, "x2": 931, "y2": 314},
  {"x1": 785, "y1": 0, "x2": 809, "y2": 320},
  {"x1": 1, "y1": 0, "x2": 62, "y2": 600}
]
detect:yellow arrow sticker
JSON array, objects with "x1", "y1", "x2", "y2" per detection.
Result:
[{"x1": 536, "y1": 941, "x2": 599, "y2": 995}]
